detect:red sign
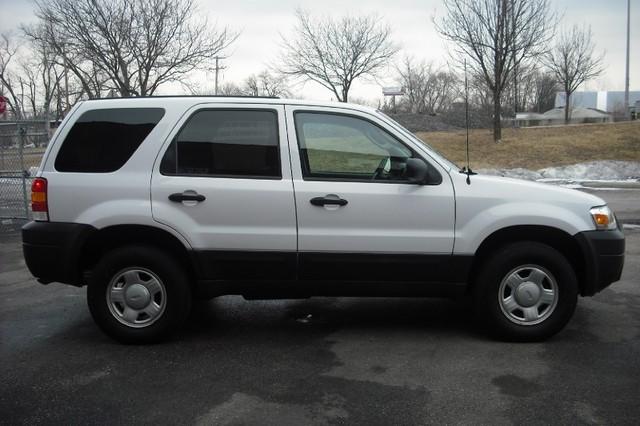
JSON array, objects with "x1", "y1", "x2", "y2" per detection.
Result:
[{"x1": 0, "y1": 96, "x2": 6, "y2": 114}]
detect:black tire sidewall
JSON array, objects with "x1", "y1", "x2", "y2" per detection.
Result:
[
  {"x1": 474, "y1": 241, "x2": 578, "y2": 342},
  {"x1": 87, "y1": 245, "x2": 191, "y2": 344}
]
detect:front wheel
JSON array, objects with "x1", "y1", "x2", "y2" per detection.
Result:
[
  {"x1": 473, "y1": 242, "x2": 578, "y2": 342},
  {"x1": 87, "y1": 245, "x2": 192, "y2": 344}
]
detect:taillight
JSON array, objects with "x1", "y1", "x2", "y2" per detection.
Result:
[{"x1": 31, "y1": 177, "x2": 49, "y2": 221}]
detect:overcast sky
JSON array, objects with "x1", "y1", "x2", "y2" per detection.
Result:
[{"x1": 0, "y1": 0, "x2": 637, "y2": 102}]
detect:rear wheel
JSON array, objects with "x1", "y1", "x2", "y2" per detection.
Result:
[
  {"x1": 87, "y1": 245, "x2": 191, "y2": 343},
  {"x1": 473, "y1": 241, "x2": 578, "y2": 341}
]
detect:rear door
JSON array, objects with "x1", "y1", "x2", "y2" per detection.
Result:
[
  {"x1": 285, "y1": 105, "x2": 456, "y2": 283},
  {"x1": 151, "y1": 104, "x2": 297, "y2": 281}
]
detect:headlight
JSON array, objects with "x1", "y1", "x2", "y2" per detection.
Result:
[{"x1": 590, "y1": 205, "x2": 617, "y2": 230}]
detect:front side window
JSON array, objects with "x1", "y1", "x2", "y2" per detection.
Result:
[
  {"x1": 55, "y1": 108, "x2": 165, "y2": 173},
  {"x1": 294, "y1": 112, "x2": 415, "y2": 182},
  {"x1": 160, "y1": 109, "x2": 281, "y2": 178}
]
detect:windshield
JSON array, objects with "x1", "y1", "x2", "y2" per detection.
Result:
[{"x1": 376, "y1": 111, "x2": 459, "y2": 170}]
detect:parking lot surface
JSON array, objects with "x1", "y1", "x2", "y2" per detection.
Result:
[{"x1": 1, "y1": 189, "x2": 639, "y2": 425}]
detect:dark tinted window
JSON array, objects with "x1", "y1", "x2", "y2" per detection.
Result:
[
  {"x1": 160, "y1": 109, "x2": 281, "y2": 178},
  {"x1": 55, "y1": 108, "x2": 164, "y2": 172},
  {"x1": 294, "y1": 112, "x2": 414, "y2": 182}
]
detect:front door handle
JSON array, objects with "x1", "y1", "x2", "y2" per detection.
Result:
[
  {"x1": 310, "y1": 196, "x2": 348, "y2": 207},
  {"x1": 168, "y1": 192, "x2": 206, "y2": 203}
]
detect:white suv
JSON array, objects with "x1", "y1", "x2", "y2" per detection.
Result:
[{"x1": 22, "y1": 97, "x2": 625, "y2": 343}]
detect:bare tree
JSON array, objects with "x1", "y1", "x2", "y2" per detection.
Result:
[
  {"x1": 1, "y1": 30, "x2": 67, "y2": 120},
  {"x1": 436, "y1": 0, "x2": 555, "y2": 141},
  {"x1": 503, "y1": 63, "x2": 539, "y2": 114},
  {"x1": 18, "y1": 59, "x2": 39, "y2": 115},
  {"x1": 545, "y1": 25, "x2": 604, "y2": 123},
  {"x1": 244, "y1": 75, "x2": 260, "y2": 97},
  {"x1": 24, "y1": 6, "x2": 119, "y2": 99},
  {"x1": 19, "y1": 25, "x2": 65, "y2": 119},
  {"x1": 0, "y1": 33, "x2": 25, "y2": 118},
  {"x1": 530, "y1": 71, "x2": 558, "y2": 113},
  {"x1": 279, "y1": 10, "x2": 397, "y2": 102},
  {"x1": 218, "y1": 82, "x2": 244, "y2": 96},
  {"x1": 243, "y1": 71, "x2": 290, "y2": 97},
  {"x1": 25, "y1": 0, "x2": 237, "y2": 98},
  {"x1": 424, "y1": 69, "x2": 459, "y2": 114},
  {"x1": 185, "y1": 79, "x2": 243, "y2": 96},
  {"x1": 468, "y1": 71, "x2": 494, "y2": 121},
  {"x1": 37, "y1": 45, "x2": 64, "y2": 118},
  {"x1": 396, "y1": 57, "x2": 459, "y2": 114},
  {"x1": 396, "y1": 57, "x2": 429, "y2": 113}
]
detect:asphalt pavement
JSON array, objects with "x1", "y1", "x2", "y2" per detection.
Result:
[{"x1": 1, "y1": 189, "x2": 639, "y2": 425}]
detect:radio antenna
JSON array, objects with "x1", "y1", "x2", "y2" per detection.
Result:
[{"x1": 461, "y1": 59, "x2": 476, "y2": 185}]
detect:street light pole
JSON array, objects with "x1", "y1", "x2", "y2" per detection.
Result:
[{"x1": 624, "y1": 0, "x2": 631, "y2": 120}]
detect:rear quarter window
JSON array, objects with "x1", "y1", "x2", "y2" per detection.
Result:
[{"x1": 54, "y1": 108, "x2": 165, "y2": 173}]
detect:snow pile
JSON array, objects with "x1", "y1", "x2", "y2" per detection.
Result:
[
  {"x1": 479, "y1": 167, "x2": 543, "y2": 180},
  {"x1": 479, "y1": 161, "x2": 640, "y2": 186},
  {"x1": 538, "y1": 161, "x2": 640, "y2": 181}
]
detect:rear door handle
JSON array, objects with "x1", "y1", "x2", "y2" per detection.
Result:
[
  {"x1": 168, "y1": 192, "x2": 206, "y2": 203},
  {"x1": 310, "y1": 196, "x2": 348, "y2": 207}
]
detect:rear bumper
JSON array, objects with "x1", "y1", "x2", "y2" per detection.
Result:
[
  {"x1": 575, "y1": 228, "x2": 625, "y2": 296},
  {"x1": 22, "y1": 221, "x2": 96, "y2": 286}
]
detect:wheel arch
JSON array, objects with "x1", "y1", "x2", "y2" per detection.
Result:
[
  {"x1": 79, "y1": 224, "x2": 197, "y2": 286},
  {"x1": 469, "y1": 225, "x2": 587, "y2": 295}
]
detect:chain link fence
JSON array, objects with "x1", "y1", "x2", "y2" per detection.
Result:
[{"x1": 0, "y1": 121, "x2": 50, "y2": 221}]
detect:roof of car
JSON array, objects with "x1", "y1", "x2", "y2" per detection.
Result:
[{"x1": 81, "y1": 96, "x2": 378, "y2": 114}]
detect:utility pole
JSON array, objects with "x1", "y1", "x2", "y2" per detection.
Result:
[
  {"x1": 624, "y1": 0, "x2": 631, "y2": 120},
  {"x1": 62, "y1": 43, "x2": 70, "y2": 115},
  {"x1": 511, "y1": 0, "x2": 518, "y2": 128},
  {"x1": 213, "y1": 56, "x2": 226, "y2": 95}
]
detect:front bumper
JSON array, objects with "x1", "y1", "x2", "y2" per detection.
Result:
[
  {"x1": 575, "y1": 227, "x2": 625, "y2": 296},
  {"x1": 22, "y1": 221, "x2": 96, "y2": 286}
]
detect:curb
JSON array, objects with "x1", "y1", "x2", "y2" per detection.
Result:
[{"x1": 581, "y1": 181, "x2": 640, "y2": 189}]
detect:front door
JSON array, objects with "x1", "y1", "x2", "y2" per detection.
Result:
[{"x1": 285, "y1": 106, "x2": 456, "y2": 283}]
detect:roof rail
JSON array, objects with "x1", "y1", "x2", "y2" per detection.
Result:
[{"x1": 85, "y1": 95, "x2": 281, "y2": 101}]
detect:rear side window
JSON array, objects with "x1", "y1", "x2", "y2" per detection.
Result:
[
  {"x1": 160, "y1": 109, "x2": 281, "y2": 178},
  {"x1": 55, "y1": 108, "x2": 164, "y2": 173}
]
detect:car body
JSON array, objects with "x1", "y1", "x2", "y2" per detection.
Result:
[{"x1": 22, "y1": 96, "x2": 625, "y2": 342}]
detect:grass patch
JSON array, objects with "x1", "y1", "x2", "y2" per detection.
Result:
[
  {"x1": 417, "y1": 121, "x2": 640, "y2": 170},
  {"x1": 306, "y1": 148, "x2": 384, "y2": 174}
]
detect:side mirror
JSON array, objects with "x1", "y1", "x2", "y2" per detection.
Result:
[{"x1": 405, "y1": 158, "x2": 442, "y2": 185}]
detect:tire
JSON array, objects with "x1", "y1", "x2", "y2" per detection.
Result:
[
  {"x1": 87, "y1": 245, "x2": 192, "y2": 344},
  {"x1": 473, "y1": 241, "x2": 578, "y2": 342}
]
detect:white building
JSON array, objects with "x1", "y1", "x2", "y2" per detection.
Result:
[
  {"x1": 554, "y1": 91, "x2": 640, "y2": 113},
  {"x1": 516, "y1": 107, "x2": 612, "y2": 127}
]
